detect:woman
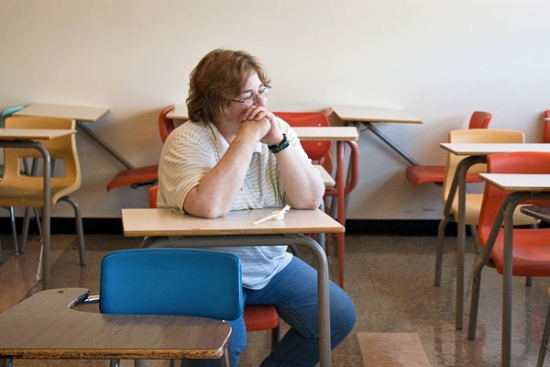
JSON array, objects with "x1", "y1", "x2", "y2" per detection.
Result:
[{"x1": 158, "y1": 48, "x2": 356, "y2": 367}]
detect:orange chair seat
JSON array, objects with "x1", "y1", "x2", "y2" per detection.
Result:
[
  {"x1": 489, "y1": 230, "x2": 550, "y2": 276},
  {"x1": 406, "y1": 165, "x2": 483, "y2": 185},
  {"x1": 406, "y1": 111, "x2": 492, "y2": 186},
  {"x1": 243, "y1": 305, "x2": 279, "y2": 331},
  {"x1": 106, "y1": 165, "x2": 158, "y2": 191}
]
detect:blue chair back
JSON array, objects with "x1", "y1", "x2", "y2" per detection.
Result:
[
  {"x1": 99, "y1": 248, "x2": 243, "y2": 321},
  {"x1": 0, "y1": 106, "x2": 24, "y2": 128},
  {"x1": 0, "y1": 106, "x2": 25, "y2": 177}
]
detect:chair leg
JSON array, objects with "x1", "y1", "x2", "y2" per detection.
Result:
[
  {"x1": 20, "y1": 207, "x2": 42, "y2": 254},
  {"x1": 8, "y1": 206, "x2": 19, "y2": 255},
  {"x1": 222, "y1": 351, "x2": 230, "y2": 367},
  {"x1": 109, "y1": 359, "x2": 120, "y2": 367},
  {"x1": 468, "y1": 258, "x2": 485, "y2": 340},
  {"x1": 271, "y1": 324, "x2": 280, "y2": 350},
  {"x1": 469, "y1": 225, "x2": 482, "y2": 254},
  {"x1": 317, "y1": 201, "x2": 326, "y2": 253},
  {"x1": 59, "y1": 196, "x2": 86, "y2": 266},
  {"x1": 434, "y1": 217, "x2": 449, "y2": 287},
  {"x1": 537, "y1": 289, "x2": 550, "y2": 367},
  {"x1": 135, "y1": 360, "x2": 147, "y2": 367}
]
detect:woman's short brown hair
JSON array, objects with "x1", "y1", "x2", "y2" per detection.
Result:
[{"x1": 186, "y1": 49, "x2": 271, "y2": 126}]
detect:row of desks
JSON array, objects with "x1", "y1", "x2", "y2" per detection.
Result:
[
  {"x1": 13, "y1": 103, "x2": 422, "y2": 169},
  {"x1": 5, "y1": 103, "x2": 422, "y2": 289},
  {"x1": 440, "y1": 143, "x2": 550, "y2": 367}
]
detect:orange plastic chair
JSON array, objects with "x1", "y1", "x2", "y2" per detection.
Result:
[
  {"x1": 273, "y1": 111, "x2": 333, "y2": 171},
  {"x1": 148, "y1": 185, "x2": 280, "y2": 348},
  {"x1": 405, "y1": 111, "x2": 492, "y2": 185},
  {"x1": 467, "y1": 151, "x2": 550, "y2": 361},
  {"x1": 542, "y1": 110, "x2": 550, "y2": 143},
  {"x1": 106, "y1": 105, "x2": 179, "y2": 191},
  {"x1": 159, "y1": 105, "x2": 176, "y2": 143},
  {"x1": 274, "y1": 111, "x2": 360, "y2": 288},
  {"x1": 106, "y1": 165, "x2": 158, "y2": 191}
]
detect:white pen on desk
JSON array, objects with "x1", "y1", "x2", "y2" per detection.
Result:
[{"x1": 252, "y1": 205, "x2": 291, "y2": 225}]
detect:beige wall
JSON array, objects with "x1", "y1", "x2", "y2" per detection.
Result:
[{"x1": 1, "y1": 0, "x2": 549, "y2": 219}]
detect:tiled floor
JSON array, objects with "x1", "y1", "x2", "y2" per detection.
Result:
[{"x1": 1, "y1": 232, "x2": 549, "y2": 366}]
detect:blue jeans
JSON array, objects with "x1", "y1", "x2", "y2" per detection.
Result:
[{"x1": 182, "y1": 256, "x2": 356, "y2": 366}]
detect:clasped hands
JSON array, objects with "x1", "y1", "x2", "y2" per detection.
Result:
[{"x1": 240, "y1": 105, "x2": 284, "y2": 146}]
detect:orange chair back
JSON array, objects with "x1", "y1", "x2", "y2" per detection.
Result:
[
  {"x1": 159, "y1": 105, "x2": 176, "y2": 143},
  {"x1": 478, "y1": 152, "x2": 550, "y2": 266},
  {"x1": 149, "y1": 185, "x2": 159, "y2": 208},
  {"x1": 468, "y1": 111, "x2": 492, "y2": 129},
  {"x1": 274, "y1": 111, "x2": 333, "y2": 173}
]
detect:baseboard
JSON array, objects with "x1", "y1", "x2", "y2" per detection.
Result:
[
  {"x1": 346, "y1": 219, "x2": 456, "y2": 236},
  {"x1": 0, "y1": 217, "x2": 123, "y2": 235},
  {"x1": 1, "y1": 218, "x2": 456, "y2": 236}
]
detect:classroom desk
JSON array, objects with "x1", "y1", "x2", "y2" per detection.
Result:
[
  {"x1": 0, "y1": 287, "x2": 231, "y2": 365},
  {"x1": 331, "y1": 106, "x2": 422, "y2": 165},
  {"x1": 121, "y1": 207, "x2": 345, "y2": 367},
  {"x1": 12, "y1": 104, "x2": 126, "y2": 167},
  {"x1": 0, "y1": 128, "x2": 76, "y2": 290},
  {"x1": 439, "y1": 143, "x2": 550, "y2": 331},
  {"x1": 478, "y1": 173, "x2": 550, "y2": 367},
  {"x1": 292, "y1": 126, "x2": 359, "y2": 288}
]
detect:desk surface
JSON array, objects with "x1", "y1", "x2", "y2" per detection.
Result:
[
  {"x1": 292, "y1": 126, "x2": 359, "y2": 141},
  {"x1": 122, "y1": 208, "x2": 345, "y2": 237},
  {"x1": 166, "y1": 104, "x2": 422, "y2": 124},
  {"x1": 441, "y1": 143, "x2": 550, "y2": 155},
  {"x1": 0, "y1": 288, "x2": 230, "y2": 360},
  {"x1": 331, "y1": 106, "x2": 422, "y2": 124},
  {"x1": 0, "y1": 128, "x2": 76, "y2": 140},
  {"x1": 480, "y1": 173, "x2": 550, "y2": 192},
  {"x1": 14, "y1": 104, "x2": 109, "y2": 123}
]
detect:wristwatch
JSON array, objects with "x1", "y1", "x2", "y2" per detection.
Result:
[{"x1": 268, "y1": 134, "x2": 290, "y2": 154}]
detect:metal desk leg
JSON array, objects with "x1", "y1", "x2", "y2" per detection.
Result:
[
  {"x1": 335, "y1": 141, "x2": 345, "y2": 288},
  {"x1": 453, "y1": 156, "x2": 486, "y2": 330},
  {"x1": 76, "y1": 122, "x2": 134, "y2": 170},
  {"x1": 0, "y1": 141, "x2": 52, "y2": 289},
  {"x1": 501, "y1": 192, "x2": 550, "y2": 367},
  {"x1": 362, "y1": 122, "x2": 420, "y2": 166},
  {"x1": 36, "y1": 144, "x2": 52, "y2": 290},
  {"x1": 143, "y1": 234, "x2": 332, "y2": 367}
]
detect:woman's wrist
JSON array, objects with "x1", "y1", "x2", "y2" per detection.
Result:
[{"x1": 268, "y1": 134, "x2": 289, "y2": 154}]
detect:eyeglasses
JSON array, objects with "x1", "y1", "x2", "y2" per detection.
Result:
[{"x1": 229, "y1": 85, "x2": 271, "y2": 107}]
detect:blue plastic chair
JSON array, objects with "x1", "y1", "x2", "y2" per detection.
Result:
[{"x1": 94, "y1": 248, "x2": 243, "y2": 367}]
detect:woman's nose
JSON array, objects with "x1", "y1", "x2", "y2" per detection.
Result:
[{"x1": 254, "y1": 96, "x2": 267, "y2": 107}]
